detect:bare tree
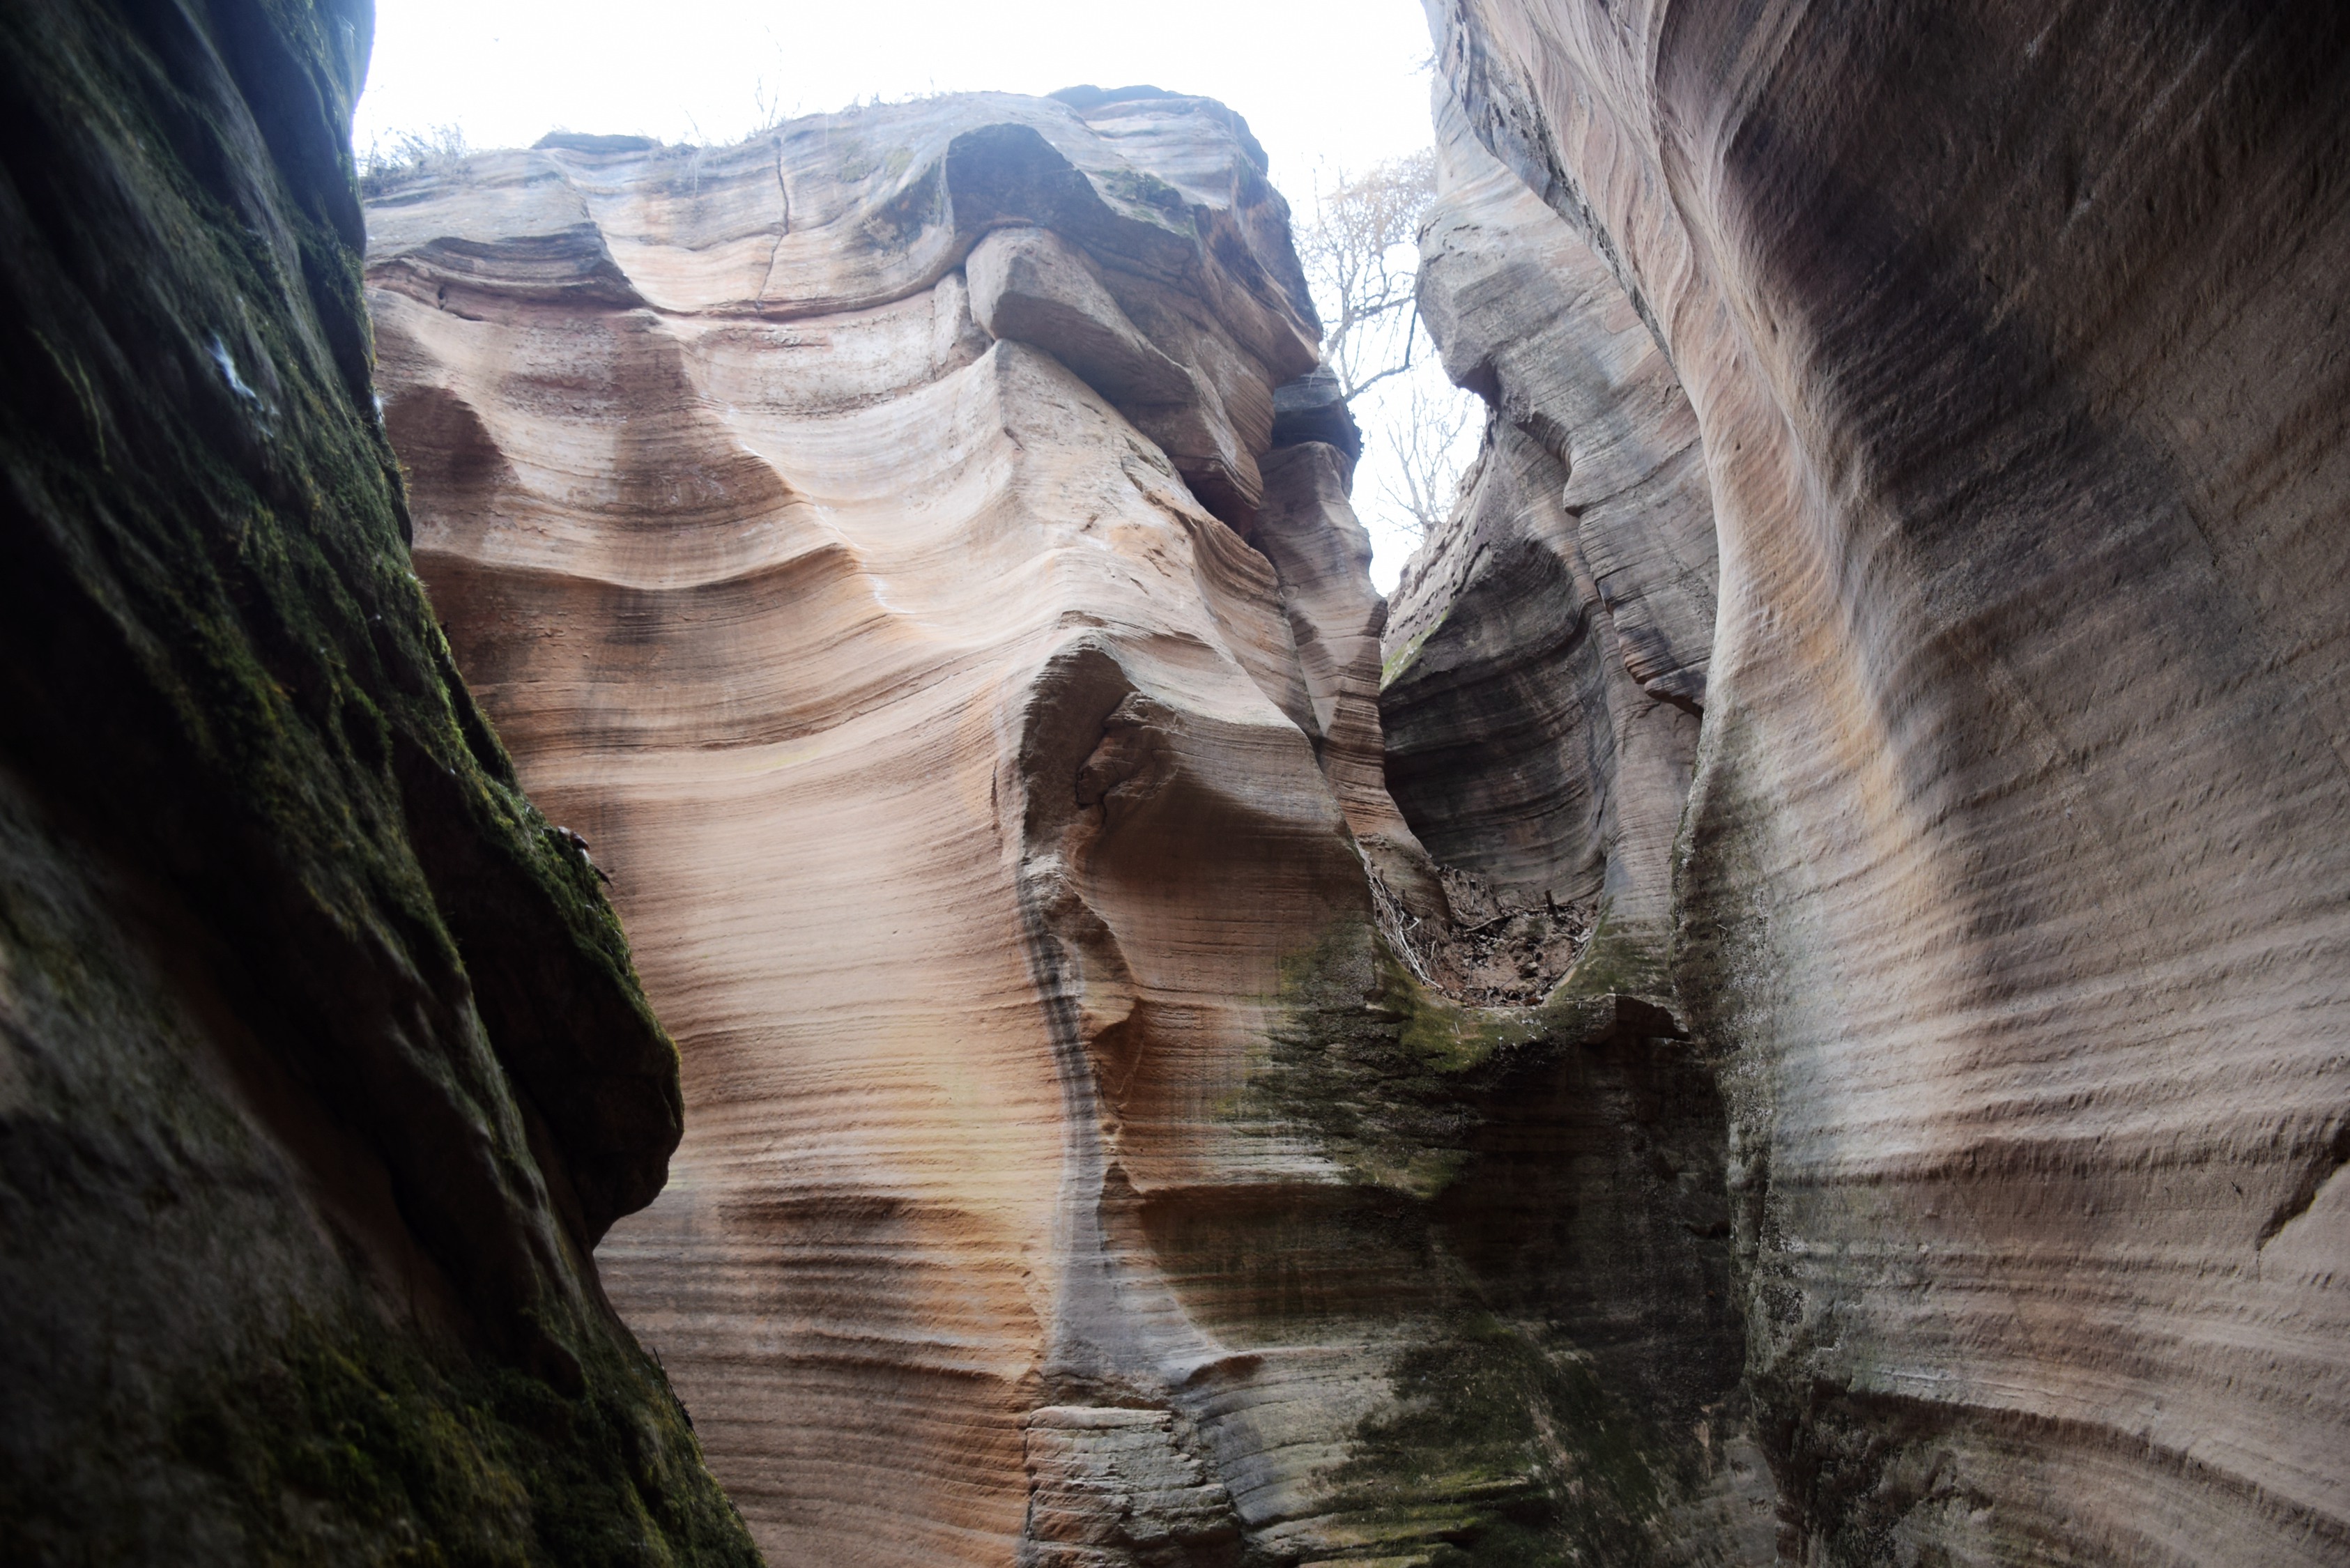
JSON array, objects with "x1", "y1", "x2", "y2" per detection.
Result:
[
  {"x1": 1380, "y1": 382, "x2": 1477, "y2": 539},
  {"x1": 1298, "y1": 151, "x2": 1478, "y2": 541},
  {"x1": 1296, "y1": 151, "x2": 1438, "y2": 405}
]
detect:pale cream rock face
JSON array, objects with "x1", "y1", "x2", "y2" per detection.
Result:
[{"x1": 370, "y1": 89, "x2": 1742, "y2": 1568}]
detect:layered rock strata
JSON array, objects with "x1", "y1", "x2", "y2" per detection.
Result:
[
  {"x1": 0, "y1": 0, "x2": 753, "y2": 1560},
  {"x1": 1385, "y1": 82, "x2": 1717, "y2": 994},
  {"x1": 1410, "y1": 1, "x2": 2350, "y2": 1562},
  {"x1": 371, "y1": 91, "x2": 1751, "y2": 1566}
]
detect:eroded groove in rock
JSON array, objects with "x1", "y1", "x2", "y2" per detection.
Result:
[
  {"x1": 0, "y1": 0, "x2": 754, "y2": 1560},
  {"x1": 1382, "y1": 82, "x2": 1714, "y2": 1001},
  {"x1": 1420, "y1": 1, "x2": 2350, "y2": 1562},
  {"x1": 374, "y1": 88, "x2": 1758, "y2": 1567}
]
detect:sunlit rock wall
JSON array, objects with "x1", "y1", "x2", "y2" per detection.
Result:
[
  {"x1": 0, "y1": 0, "x2": 754, "y2": 1560},
  {"x1": 371, "y1": 87, "x2": 1757, "y2": 1567},
  {"x1": 1421, "y1": 1, "x2": 2350, "y2": 1562}
]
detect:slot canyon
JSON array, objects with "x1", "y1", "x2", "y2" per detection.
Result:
[{"x1": 2, "y1": 1, "x2": 2346, "y2": 1566}]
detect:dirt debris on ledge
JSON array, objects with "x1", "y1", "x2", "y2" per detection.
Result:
[{"x1": 1369, "y1": 859, "x2": 1592, "y2": 1008}]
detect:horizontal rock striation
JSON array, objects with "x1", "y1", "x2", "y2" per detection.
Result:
[
  {"x1": 0, "y1": 0, "x2": 753, "y2": 1561},
  {"x1": 373, "y1": 89, "x2": 1756, "y2": 1566},
  {"x1": 1384, "y1": 80, "x2": 1717, "y2": 994},
  {"x1": 1421, "y1": 1, "x2": 2350, "y2": 1562}
]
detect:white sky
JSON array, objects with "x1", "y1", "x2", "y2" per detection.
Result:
[{"x1": 355, "y1": 0, "x2": 1466, "y2": 587}]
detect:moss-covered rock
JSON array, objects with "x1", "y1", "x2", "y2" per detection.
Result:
[
  {"x1": 1231, "y1": 923, "x2": 1749, "y2": 1565},
  {"x1": 0, "y1": 0, "x2": 757, "y2": 1559}
]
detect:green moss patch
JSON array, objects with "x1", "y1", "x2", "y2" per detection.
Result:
[
  {"x1": 1248, "y1": 922, "x2": 1551, "y2": 1201},
  {"x1": 1379, "y1": 613, "x2": 1447, "y2": 691},
  {"x1": 156, "y1": 1312, "x2": 758, "y2": 1568},
  {"x1": 0, "y1": 0, "x2": 751, "y2": 1559},
  {"x1": 1100, "y1": 166, "x2": 1192, "y2": 219},
  {"x1": 1330, "y1": 1316, "x2": 1686, "y2": 1568},
  {"x1": 1224, "y1": 923, "x2": 1730, "y2": 1565},
  {"x1": 1552, "y1": 900, "x2": 1671, "y2": 1005}
]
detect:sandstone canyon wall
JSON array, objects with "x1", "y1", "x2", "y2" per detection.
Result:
[
  {"x1": 22, "y1": 0, "x2": 2346, "y2": 1560},
  {"x1": 1384, "y1": 77, "x2": 1717, "y2": 1000},
  {"x1": 1405, "y1": 1, "x2": 2350, "y2": 1564},
  {"x1": 369, "y1": 89, "x2": 1765, "y2": 1566},
  {"x1": 354, "y1": 2, "x2": 2350, "y2": 1561},
  {"x1": 0, "y1": 0, "x2": 754, "y2": 1561}
]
